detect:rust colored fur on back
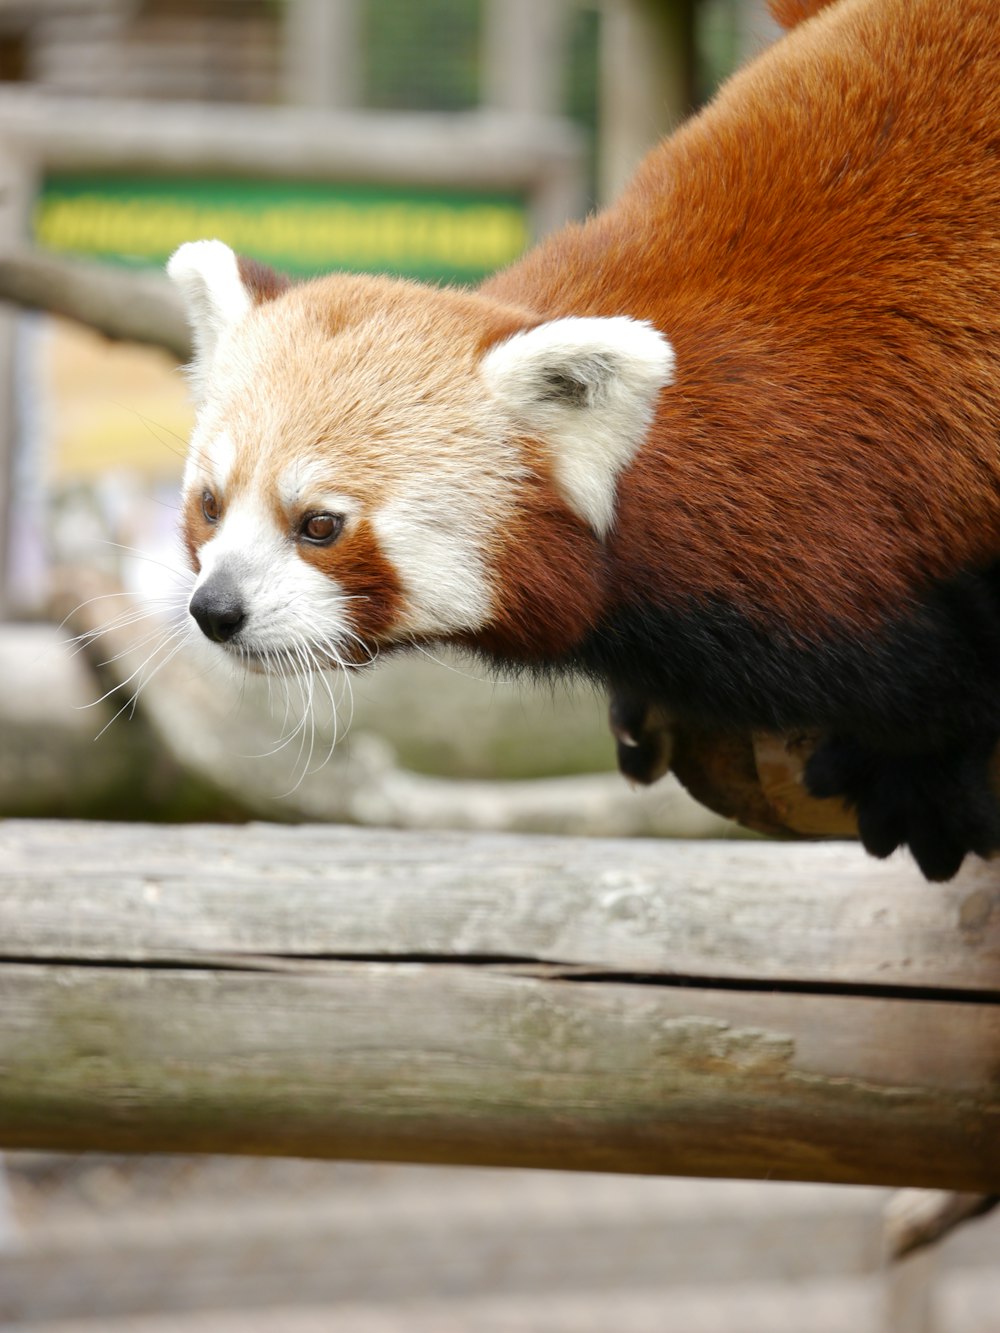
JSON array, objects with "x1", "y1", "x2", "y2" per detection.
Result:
[
  {"x1": 483, "y1": 0, "x2": 1000, "y2": 635},
  {"x1": 484, "y1": 0, "x2": 1000, "y2": 878}
]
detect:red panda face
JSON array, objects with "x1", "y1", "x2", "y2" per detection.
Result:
[{"x1": 167, "y1": 241, "x2": 673, "y2": 673}]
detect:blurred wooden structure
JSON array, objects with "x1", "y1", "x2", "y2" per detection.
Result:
[
  {"x1": 0, "y1": 0, "x2": 282, "y2": 104},
  {"x1": 2, "y1": 1156, "x2": 998, "y2": 1331},
  {"x1": 1, "y1": 819, "x2": 998, "y2": 1191}
]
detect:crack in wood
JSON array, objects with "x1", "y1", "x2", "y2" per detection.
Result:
[{"x1": 2, "y1": 951, "x2": 998, "y2": 1006}]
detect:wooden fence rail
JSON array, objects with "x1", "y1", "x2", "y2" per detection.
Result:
[{"x1": 0, "y1": 819, "x2": 998, "y2": 1191}]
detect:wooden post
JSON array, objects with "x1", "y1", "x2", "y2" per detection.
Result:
[
  {"x1": 884, "y1": 1250, "x2": 939, "y2": 1333},
  {"x1": 281, "y1": 0, "x2": 362, "y2": 110},
  {"x1": 480, "y1": 0, "x2": 584, "y2": 233},
  {"x1": 598, "y1": 0, "x2": 696, "y2": 201},
  {"x1": 482, "y1": 0, "x2": 572, "y2": 118},
  {"x1": 1, "y1": 820, "x2": 998, "y2": 1189},
  {"x1": 0, "y1": 140, "x2": 34, "y2": 616}
]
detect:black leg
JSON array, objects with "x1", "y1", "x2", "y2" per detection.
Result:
[
  {"x1": 805, "y1": 732, "x2": 1000, "y2": 880},
  {"x1": 608, "y1": 689, "x2": 675, "y2": 786}
]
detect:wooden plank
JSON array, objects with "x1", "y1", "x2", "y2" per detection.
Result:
[
  {"x1": 0, "y1": 960, "x2": 997, "y2": 1189},
  {"x1": 0, "y1": 89, "x2": 580, "y2": 201},
  {"x1": 0, "y1": 1283, "x2": 894, "y2": 1333},
  {"x1": 1, "y1": 820, "x2": 997, "y2": 1188},
  {"x1": 0, "y1": 1176, "x2": 897, "y2": 1322},
  {"x1": 1, "y1": 821, "x2": 997, "y2": 992},
  {"x1": 282, "y1": 0, "x2": 361, "y2": 110}
]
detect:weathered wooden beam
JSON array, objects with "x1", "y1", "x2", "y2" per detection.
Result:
[
  {"x1": 0, "y1": 820, "x2": 997, "y2": 1190},
  {"x1": 0, "y1": 250, "x2": 190, "y2": 358},
  {"x1": 282, "y1": 0, "x2": 362, "y2": 111},
  {"x1": 0, "y1": 89, "x2": 584, "y2": 240}
]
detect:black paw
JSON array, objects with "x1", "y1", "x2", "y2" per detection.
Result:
[
  {"x1": 804, "y1": 734, "x2": 1000, "y2": 881},
  {"x1": 608, "y1": 689, "x2": 674, "y2": 786}
]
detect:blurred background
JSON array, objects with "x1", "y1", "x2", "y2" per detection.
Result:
[{"x1": 0, "y1": 2, "x2": 997, "y2": 1330}]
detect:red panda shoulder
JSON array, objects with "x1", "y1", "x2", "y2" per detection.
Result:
[{"x1": 483, "y1": 0, "x2": 1000, "y2": 634}]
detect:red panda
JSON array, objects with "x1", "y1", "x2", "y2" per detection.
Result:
[{"x1": 167, "y1": 0, "x2": 1000, "y2": 882}]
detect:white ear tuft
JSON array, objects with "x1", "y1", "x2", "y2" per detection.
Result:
[
  {"x1": 481, "y1": 316, "x2": 674, "y2": 536},
  {"x1": 167, "y1": 239, "x2": 253, "y2": 399}
]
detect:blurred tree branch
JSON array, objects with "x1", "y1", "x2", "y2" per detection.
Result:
[{"x1": 0, "y1": 248, "x2": 191, "y2": 359}]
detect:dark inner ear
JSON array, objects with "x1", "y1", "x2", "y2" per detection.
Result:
[
  {"x1": 236, "y1": 253, "x2": 292, "y2": 305},
  {"x1": 538, "y1": 368, "x2": 590, "y2": 405},
  {"x1": 536, "y1": 352, "x2": 615, "y2": 408}
]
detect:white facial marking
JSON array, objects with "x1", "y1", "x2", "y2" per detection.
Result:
[
  {"x1": 373, "y1": 496, "x2": 493, "y2": 636},
  {"x1": 192, "y1": 492, "x2": 353, "y2": 664},
  {"x1": 277, "y1": 458, "x2": 356, "y2": 521},
  {"x1": 482, "y1": 315, "x2": 674, "y2": 537},
  {"x1": 182, "y1": 427, "x2": 235, "y2": 495},
  {"x1": 206, "y1": 431, "x2": 236, "y2": 491}
]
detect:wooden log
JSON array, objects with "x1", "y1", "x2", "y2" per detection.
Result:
[
  {"x1": 0, "y1": 89, "x2": 584, "y2": 239},
  {"x1": 0, "y1": 250, "x2": 191, "y2": 358},
  {"x1": 0, "y1": 820, "x2": 997, "y2": 1190}
]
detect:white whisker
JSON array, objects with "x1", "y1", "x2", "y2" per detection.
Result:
[
  {"x1": 83, "y1": 621, "x2": 187, "y2": 711},
  {"x1": 407, "y1": 638, "x2": 502, "y2": 685},
  {"x1": 95, "y1": 540, "x2": 193, "y2": 583},
  {"x1": 92, "y1": 626, "x2": 189, "y2": 739}
]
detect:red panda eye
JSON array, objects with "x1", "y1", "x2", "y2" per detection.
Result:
[
  {"x1": 300, "y1": 512, "x2": 344, "y2": 545},
  {"x1": 202, "y1": 490, "x2": 220, "y2": 523}
]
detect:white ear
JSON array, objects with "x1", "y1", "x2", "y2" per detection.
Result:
[
  {"x1": 167, "y1": 239, "x2": 253, "y2": 399},
  {"x1": 481, "y1": 316, "x2": 674, "y2": 536}
]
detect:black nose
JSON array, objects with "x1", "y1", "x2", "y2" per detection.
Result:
[{"x1": 189, "y1": 578, "x2": 246, "y2": 644}]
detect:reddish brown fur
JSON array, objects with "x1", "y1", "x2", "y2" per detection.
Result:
[
  {"x1": 236, "y1": 254, "x2": 291, "y2": 305},
  {"x1": 173, "y1": 0, "x2": 1000, "y2": 879},
  {"x1": 299, "y1": 518, "x2": 405, "y2": 646},
  {"x1": 181, "y1": 487, "x2": 209, "y2": 571},
  {"x1": 768, "y1": 0, "x2": 838, "y2": 29},
  {"x1": 460, "y1": 457, "x2": 606, "y2": 661},
  {"x1": 482, "y1": 0, "x2": 1000, "y2": 635}
]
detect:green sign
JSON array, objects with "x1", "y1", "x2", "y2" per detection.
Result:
[{"x1": 35, "y1": 174, "x2": 531, "y2": 283}]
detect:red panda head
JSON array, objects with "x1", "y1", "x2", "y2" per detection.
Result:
[{"x1": 167, "y1": 240, "x2": 673, "y2": 673}]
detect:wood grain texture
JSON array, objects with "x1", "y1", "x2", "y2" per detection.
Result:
[
  {"x1": 0, "y1": 820, "x2": 998, "y2": 1189},
  {"x1": 3, "y1": 821, "x2": 997, "y2": 989}
]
